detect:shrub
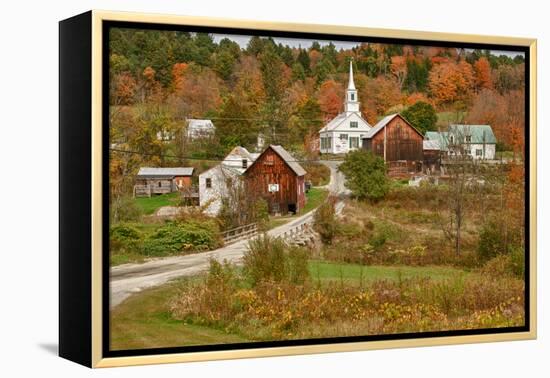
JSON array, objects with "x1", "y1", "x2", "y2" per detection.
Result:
[
  {"x1": 242, "y1": 234, "x2": 310, "y2": 286},
  {"x1": 481, "y1": 248, "x2": 525, "y2": 279},
  {"x1": 110, "y1": 223, "x2": 142, "y2": 253},
  {"x1": 110, "y1": 196, "x2": 142, "y2": 223},
  {"x1": 141, "y1": 219, "x2": 222, "y2": 256},
  {"x1": 339, "y1": 150, "x2": 390, "y2": 202},
  {"x1": 478, "y1": 215, "x2": 523, "y2": 262},
  {"x1": 303, "y1": 163, "x2": 331, "y2": 186},
  {"x1": 313, "y1": 197, "x2": 337, "y2": 245}
]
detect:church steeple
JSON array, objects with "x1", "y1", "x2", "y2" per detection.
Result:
[{"x1": 345, "y1": 59, "x2": 360, "y2": 114}]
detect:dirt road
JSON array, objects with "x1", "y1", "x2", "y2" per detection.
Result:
[{"x1": 110, "y1": 160, "x2": 346, "y2": 308}]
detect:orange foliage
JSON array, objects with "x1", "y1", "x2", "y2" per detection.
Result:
[
  {"x1": 318, "y1": 80, "x2": 344, "y2": 120},
  {"x1": 474, "y1": 57, "x2": 492, "y2": 90},
  {"x1": 171, "y1": 62, "x2": 189, "y2": 92},
  {"x1": 390, "y1": 55, "x2": 407, "y2": 89},
  {"x1": 428, "y1": 59, "x2": 474, "y2": 106},
  {"x1": 111, "y1": 72, "x2": 137, "y2": 105},
  {"x1": 405, "y1": 92, "x2": 432, "y2": 106},
  {"x1": 360, "y1": 76, "x2": 402, "y2": 123}
]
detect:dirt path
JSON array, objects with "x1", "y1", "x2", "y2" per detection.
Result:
[{"x1": 110, "y1": 160, "x2": 347, "y2": 308}]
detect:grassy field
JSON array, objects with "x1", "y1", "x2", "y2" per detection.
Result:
[
  {"x1": 134, "y1": 192, "x2": 180, "y2": 215},
  {"x1": 111, "y1": 278, "x2": 250, "y2": 350},
  {"x1": 308, "y1": 260, "x2": 470, "y2": 286},
  {"x1": 436, "y1": 111, "x2": 466, "y2": 127},
  {"x1": 110, "y1": 260, "x2": 473, "y2": 349}
]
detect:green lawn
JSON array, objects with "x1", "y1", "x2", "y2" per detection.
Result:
[
  {"x1": 436, "y1": 111, "x2": 466, "y2": 127},
  {"x1": 308, "y1": 260, "x2": 470, "y2": 286},
  {"x1": 134, "y1": 192, "x2": 180, "y2": 215},
  {"x1": 266, "y1": 187, "x2": 329, "y2": 230},
  {"x1": 111, "y1": 278, "x2": 250, "y2": 350}
]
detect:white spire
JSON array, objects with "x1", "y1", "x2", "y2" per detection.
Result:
[
  {"x1": 344, "y1": 59, "x2": 359, "y2": 114},
  {"x1": 348, "y1": 59, "x2": 356, "y2": 90}
]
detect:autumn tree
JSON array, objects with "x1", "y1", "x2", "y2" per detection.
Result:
[
  {"x1": 428, "y1": 59, "x2": 475, "y2": 107},
  {"x1": 317, "y1": 80, "x2": 343, "y2": 120},
  {"x1": 390, "y1": 55, "x2": 407, "y2": 90},
  {"x1": 401, "y1": 101, "x2": 437, "y2": 134},
  {"x1": 339, "y1": 150, "x2": 390, "y2": 202},
  {"x1": 360, "y1": 76, "x2": 402, "y2": 123},
  {"x1": 473, "y1": 57, "x2": 492, "y2": 90}
]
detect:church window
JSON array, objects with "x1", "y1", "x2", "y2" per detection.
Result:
[{"x1": 350, "y1": 93, "x2": 355, "y2": 101}]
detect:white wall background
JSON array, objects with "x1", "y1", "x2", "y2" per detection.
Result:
[{"x1": 0, "y1": 0, "x2": 547, "y2": 376}]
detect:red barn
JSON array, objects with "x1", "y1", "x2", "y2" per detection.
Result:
[
  {"x1": 245, "y1": 145, "x2": 307, "y2": 214},
  {"x1": 362, "y1": 113, "x2": 424, "y2": 175}
]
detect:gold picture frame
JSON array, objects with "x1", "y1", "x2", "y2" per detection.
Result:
[{"x1": 59, "y1": 10, "x2": 537, "y2": 368}]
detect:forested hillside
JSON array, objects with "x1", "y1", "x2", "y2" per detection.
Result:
[{"x1": 109, "y1": 28, "x2": 526, "y2": 192}]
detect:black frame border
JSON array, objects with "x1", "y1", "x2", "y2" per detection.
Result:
[{"x1": 101, "y1": 20, "x2": 531, "y2": 359}]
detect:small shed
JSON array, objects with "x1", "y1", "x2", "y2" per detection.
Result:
[
  {"x1": 244, "y1": 145, "x2": 307, "y2": 215},
  {"x1": 423, "y1": 139, "x2": 442, "y2": 173},
  {"x1": 134, "y1": 167, "x2": 194, "y2": 197}
]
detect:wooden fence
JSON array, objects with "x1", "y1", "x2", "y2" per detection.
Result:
[{"x1": 222, "y1": 223, "x2": 258, "y2": 245}]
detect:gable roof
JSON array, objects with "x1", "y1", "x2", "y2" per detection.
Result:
[
  {"x1": 137, "y1": 167, "x2": 194, "y2": 178},
  {"x1": 270, "y1": 145, "x2": 307, "y2": 176},
  {"x1": 246, "y1": 145, "x2": 306, "y2": 177},
  {"x1": 423, "y1": 139, "x2": 441, "y2": 150},
  {"x1": 425, "y1": 125, "x2": 496, "y2": 151},
  {"x1": 362, "y1": 113, "x2": 424, "y2": 139},
  {"x1": 224, "y1": 146, "x2": 254, "y2": 162},
  {"x1": 199, "y1": 163, "x2": 242, "y2": 178},
  {"x1": 319, "y1": 111, "x2": 371, "y2": 132}
]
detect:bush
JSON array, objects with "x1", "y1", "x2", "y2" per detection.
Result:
[
  {"x1": 481, "y1": 248, "x2": 525, "y2": 279},
  {"x1": 339, "y1": 150, "x2": 389, "y2": 202},
  {"x1": 142, "y1": 219, "x2": 222, "y2": 256},
  {"x1": 303, "y1": 163, "x2": 331, "y2": 186},
  {"x1": 110, "y1": 196, "x2": 142, "y2": 223},
  {"x1": 478, "y1": 216, "x2": 523, "y2": 262},
  {"x1": 242, "y1": 234, "x2": 310, "y2": 286},
  {"x1": 110, "y1": 223, "x2": 142, "y2": 253},
  {"x1": 313, "y1": 197, "x2": 337, "y2": 245}
]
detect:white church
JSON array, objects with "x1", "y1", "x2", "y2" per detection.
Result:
[{"x1": 319, "y1": 61, "x2": 372, "y2": 154}]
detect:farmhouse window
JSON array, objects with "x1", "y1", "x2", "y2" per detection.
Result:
[
  {"x1": 242, "y1": 159, "x2": 248, "y2": 169},
  {"x1": 466, "y1": 135, "x2": 472, "y2": 143},
  {"x1": 349, "y1": 137, "x2": 359, "y2": 148},
  {"x1": 340, "y1": 134, "x2": 348, "y2": 140},
  {"x1": 206, "y1": 178, "x2": 212, "y2": 188},
  {"x1": 158, "y1": 181, "x2": 162, "y2": 187},
  {"x1": 449, "y1": 135, "x2": 454, "y2": 143},
  {"x1": 350, "y1": 121, "x2": 358, "y2": 128},
  {"x1": 476, "y1": 149, "x2": 483, "y2": 156}
]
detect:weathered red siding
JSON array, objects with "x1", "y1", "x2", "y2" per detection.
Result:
[
  {"x1": 363, "y1": 114, "x2": 423, "y2": 173},
  {"x1": 245, "y1": 147, "x2": 306, "y2": 214}
]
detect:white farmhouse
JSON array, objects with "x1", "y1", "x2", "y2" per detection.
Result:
[
  {"x1": 199, "y1": 146, "x2": 256, "y2": 215},
  {"x1": 319, "y1": 61, "x2": 372, "y2": 154},
  {"x1": 187, "y1": 119, "x2": 215, "y2": 140},
  {"x1": 425, "y1": 125, "x2": 497, "y2": 160}
]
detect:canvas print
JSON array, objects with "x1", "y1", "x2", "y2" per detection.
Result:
[{"x1": 108, "y1": 25, "x2": 527, "y2": 352}]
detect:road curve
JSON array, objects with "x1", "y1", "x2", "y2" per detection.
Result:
[{"x1": 110, "y1": 160, "x2": 347, "y2": 308}]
